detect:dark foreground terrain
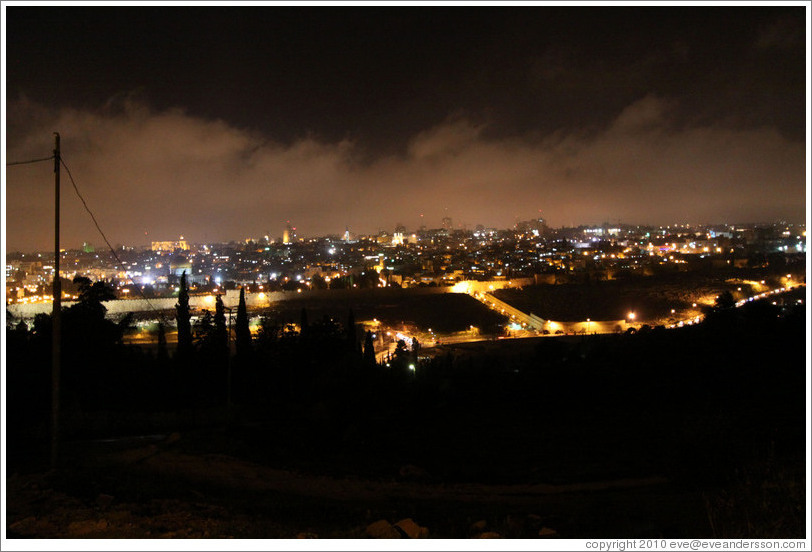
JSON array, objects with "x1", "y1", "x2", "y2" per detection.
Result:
[{"x1": 5, "y1": 287, "x2": 807, "y2": 539}]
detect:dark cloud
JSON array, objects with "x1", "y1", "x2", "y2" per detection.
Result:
[
  {"x1": 5, "y1": 96, "x2": 805, "y2": 252},
  {"x1": 6, "y1": 7, "x2": 806, "y2": 149},
  {"x1": 756, "y1": 12, "x2": 805, "y2": 50},
  {"x1": 4, "y1": 7, "x2": 806, "y2": 252}
]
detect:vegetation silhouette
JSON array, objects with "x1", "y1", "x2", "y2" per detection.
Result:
[{"x1": 4, "y1": 277, "x2": 806, "y2": 537}]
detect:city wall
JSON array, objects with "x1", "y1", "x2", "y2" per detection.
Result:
[
  {"x1": 8, "y1": 278, "x2": 632, "y2": 334},
  {"x1": 7, "y1": 285, "x2": 455, "y2": 320}
]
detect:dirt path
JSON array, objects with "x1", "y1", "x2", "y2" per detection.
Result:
[
  {"x1": 6, "y1": 440, "x2": 695, "y2": 539},
  {"x1": 127, "y1": 448, "x2": 668, "y2": 504}
]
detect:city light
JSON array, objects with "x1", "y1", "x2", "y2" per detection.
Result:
[{"x1": 3, "y1": 12, "x2": 806, "y2": 540}]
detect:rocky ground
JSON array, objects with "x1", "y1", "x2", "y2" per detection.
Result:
[{"x1": 6, "y1": 432, "x2": 706, "y2": 539}]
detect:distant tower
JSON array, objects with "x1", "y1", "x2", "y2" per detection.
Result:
[
  {"x1": 442, "y1": 216, "x2": 453, "y2": 231},
  {"x1": 283, "y1": 221, "x2": 294, "y2": 244}
]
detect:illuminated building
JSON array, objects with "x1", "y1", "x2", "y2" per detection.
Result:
[
  {"x1": 152, "y1": 237, "x2": 189, "y2": 252},
  {"x1": 283, "y1": 222, "x2": 296, "y2": 244},
  {"x1": 169, "y1": 255, "x2": 193, "y2": 278}
]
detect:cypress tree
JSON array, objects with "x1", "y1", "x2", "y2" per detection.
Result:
[
  {"x1": 214, "y1": 294, "x2": 228, "y2": 355},
  {"x1": 175, "y1": 271, "x2": 192, "y2": 360},
  {"x1": 235, "y1": 287, "x2": 251, "y2": 357},
  {"x1": 213, "y1": 294, "x2": 229, "y2": 403},
  {"x1": 363, "y1": 330, "x2": 376, "y2": 367}
]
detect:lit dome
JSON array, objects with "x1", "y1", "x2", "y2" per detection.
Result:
[{"x1": 170, "y1": 255, "x2": 193, "y2": 273}]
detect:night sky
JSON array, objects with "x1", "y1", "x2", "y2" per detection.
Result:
[{"x1": 3, "y1": 5, "x2": 808, "y2": 252}]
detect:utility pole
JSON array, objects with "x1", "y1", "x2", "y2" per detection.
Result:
[{"x1": 51, "y1": 132, "x2": 61, "y2": 469}]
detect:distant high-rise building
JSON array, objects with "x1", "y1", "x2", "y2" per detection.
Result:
[
  {"x1": 442, "y1": 216, "x2": 453, "y2": 231},
  {"x1": 283, "y1": 222, "x2": 296, "y2": 244}
]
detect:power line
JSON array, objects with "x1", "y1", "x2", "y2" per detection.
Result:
[
  {"x1": 6, "y1": 155, "x2": 55, "y2": 166},
  {"x1": 60, "y1": 155, "x2": 171, "y2": 325}
]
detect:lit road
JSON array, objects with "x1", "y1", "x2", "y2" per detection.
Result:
[{"x1": 120, "y1": 284, "x2": 804, "y2": 355}]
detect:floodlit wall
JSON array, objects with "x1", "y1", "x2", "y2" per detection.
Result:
[
  {"x1": 449, "y1": 278, "x2": 534, "y2": 294},
  {"x1": 7, "y1": 286, "x2": 454, "y2": 320}
]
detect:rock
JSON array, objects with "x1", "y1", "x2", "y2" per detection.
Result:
[
  {"x1": 10, "y1": 516, "x2": 59, "y2": 537},
  {"x1": 470, "y1": 519, "x2": 487, "y2": 532},
  {"x1": 297, "y1": 532, "x2": 318, "y2": 538},
  {"x1": 394, "y1": 518, "x2": 428, "y2": 538},
  {"x1": 164, "y1": 432, "x2": 182, "y2": 445},
  {"x1": 366, "y1": 519, "x2": 401, "y2": 539},
  {"x1": 8, "y1": 516, "x2": 38, "y2": 533},
  {"x1": 67, "y1": 519, "x2": 108, "y2": 536},
  {"x1": 539, "y1": 527, "x2": 558, "y2": 537},
  {"x1": 477, "y1": 531, "x2": 502, "y2": 538}
]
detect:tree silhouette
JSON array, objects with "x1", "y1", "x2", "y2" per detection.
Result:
[
  {"x1": 56, "y1": 277, "x2": 134, "y2": 411},
  {"x1": 194, "y1": 309, "x2": 214, "y2": 344},
  {"x1": 363, "y1": 330, "x2": 376, "y2": 367},
  {"x1": 311, "y1": 273, "x2": 328, "y2": 289},
  {"x1": 411, "y1": 336, "x2": 421, "y2": 363},
  {"x1": 214, "y1": 294, "x2": 228, "y2": 355},
  {"x1": 175, "y1": 271, "x2": 192, "y2": 361},
  {"x1": 157, "y1": 322, "x2": 168, "y2": 363},
  {"x1": 192, "y1": 299, "x2": 228, "y2": 405},
  {"x1": 300, "y1": 307, "x2": 309, "y2": 338},
  {"x1": 393, "y1": 339, "x2": 409, "y2": 368},
  {"x1": 235, "y1": 287, "x2": 251, "y2": 358},
  {"x1": 70, "y1": 276, "x2": 116, "y2": 319},
  {"x1": 65, "y1": 276, "x2": 130, "y2": 345},
  {"x1": 715, "y1": 291, "x2": 736, "y2": 310},
  {"x1": 329, "y1": 277, "x2": 347, "y2": 290}
]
